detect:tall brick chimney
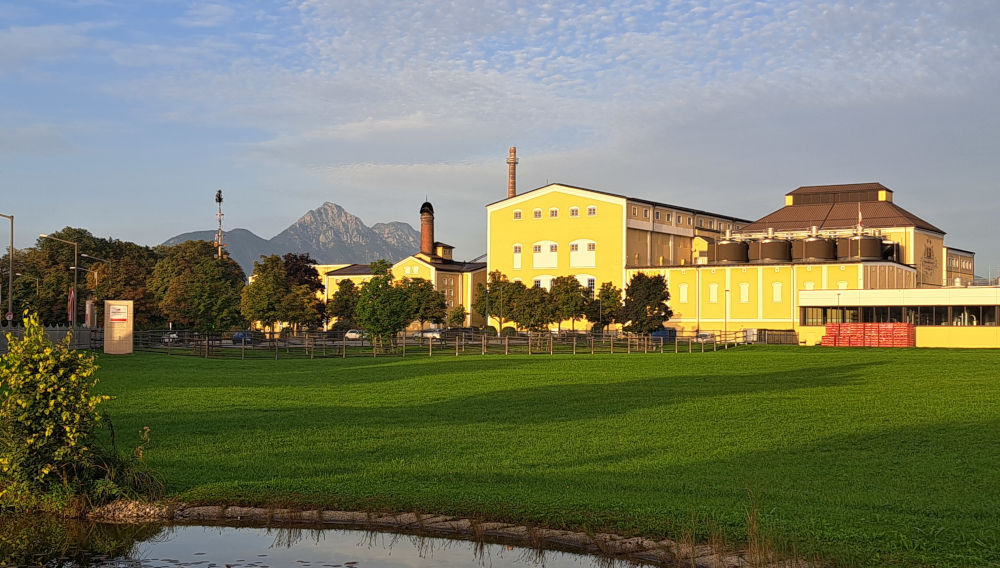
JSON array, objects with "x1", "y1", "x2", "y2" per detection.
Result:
[
  {"x1": 506, "y1": 146, "x2": 518, "y2": 199},
  {"x1": 420, "y1": 201, "x2": 434, "y2": 256}
]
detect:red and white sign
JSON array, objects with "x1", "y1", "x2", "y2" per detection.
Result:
[{"x1": 109, "y1": 304, "x2": 129, "y2": 323}]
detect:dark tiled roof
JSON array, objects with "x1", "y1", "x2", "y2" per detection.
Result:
[
  {"x1": 789, "y1": 182, "x2": 892, "y2": 195},
  {"x1": 432, "y1": 260, "x2": 486, "y2": 273},
  {"x1": 739, "y1": 200, "x2": 944, "y2": 234},
  {"x1": 487, "y1": 183, "x2": 752, "y2": 224},
  {"x1": 324, "y1": 263, "x2": 372, "y2": 276}
]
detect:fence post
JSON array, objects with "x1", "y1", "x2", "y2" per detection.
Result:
[
  {"x1": 528, "y1": 333, "x2": 532, "y2": 355},
  {"x1": 610, "y1": 336, "x2": 614, "y2": 354},
  {"x1": 549, "y1": 334, "x2": 553, "y2": 355},
  {"x1": 573, "y1": 335, "x2": 576, "y2": 355},
  {"x1": 402, "y1": 334, "x2": 406, "y2": 357},
  {"x1": 504, "y1": 336, "x2": 509, "y2": 355},
  {"x1": 627, "y1": 336, "x2": 631, "y2": 354},
  {"x1": 455, "y1": 336, "x2": 459, "y2": 357},
  {"x1": 342, "y1": 335, "x2": 346, "y2": 358},
  {"x1": 482, "y1": 334, "x2": 486, "y2": 355},
  {"x1": 429, "y1": 337, "x2": 433, "y2": 357}
]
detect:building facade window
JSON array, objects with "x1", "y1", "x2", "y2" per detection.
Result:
[
  {"x1": 587, "y1": 206, "x2": 597, "y2": 216},
  {"x1": 739, "y1": 282, "x2": 750, "y2": 303},
  {"x1": 569, "y1": 239, "x2": 597, "y2": 268},
  {"x1": 549, "y1": 208, "x2": 558, "y2": 218},
  {"x1": 655, "y1": 211, "x2": 660, "y2": 220},
  {"x1": 533, "y1": 209, "x2": 542, "y2": 219},
  {"x1": 709, "y1": 283, "x2": 718, "y2": 303},
  {"x1": 631, "y1": 206, "x2": 637, "y2": 216},
  {"x1": 533, "y1": 279, "x2": 541, "y2": 288},
  {"x1": 643, "y1": 208, "x2": 649, "y2": 218},
  {"x1": 679, "y1": 283, "x2": 689, "y2": 303},
  {"x1": 570, "y1": 207, "x2": 579, "y2": 217},
  {"x1": 513, "y1": 245, "x2": 522, "y2": 253},
  {"x1": 513, "y1": 210, "x2": 522, "y2": 220},
  {"x1": 587, "y1": 278, "x2": 596, "y2": 296},
  {"x1": 666, "y1": 213, "x2": 672, "y2": 223},
  {"x1": 772, "y1": 282, "x2": 782, "y2": 303},
  {"x1": 533, "y1": 241, "x2": 558, "y2": 269}
]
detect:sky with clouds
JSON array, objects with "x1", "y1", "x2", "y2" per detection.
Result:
[{"x1": 2, "y1": 0, "x2": 999, "y2": 276}]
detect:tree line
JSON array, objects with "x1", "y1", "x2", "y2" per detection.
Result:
[
  {"x1": 2, "y1": 227, "x2": 672, "y2": 335},
  {"x1": 469, "y1": 270, "x2": 672, "y2": 335}
]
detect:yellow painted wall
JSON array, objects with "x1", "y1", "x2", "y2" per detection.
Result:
[{"x1": 487, "y1": 185, "x2": 626, "y2": 290}]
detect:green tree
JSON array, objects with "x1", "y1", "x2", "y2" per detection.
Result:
[
  {"x1": 240, "y1": 255, "x2": 290, "y2": 334},
  {"x1": 620, "y1": 273, "x2": 672, "y2": 333},
  {"x1": 549, "y1": 275, "x2": 588, "y2": 331},
  {"x1": 0, "y1": 313, "x2": 108, "y2": 501},
  {"x1": 400, "y1": 277, "x2": 446, "y2": 331},
  {"x1": 446, "y1": 305, "x2": 467, "y2": 328},
  {"x1": 150, "y1": 240, "x2": 245, "y2": 332},
  {"x1": 472, "y1": 270, "x2": 518, "y2": 331},
  {"x1": 584, "y1": 282, "x2": 622, "y2": 332},
  {"x1": 355, "y1": 260, "x2": 411, "y2": 347},
  {"x1": 508, "y1": 282, "x2": 555, "y2": 332},
  {"x1": 282, "y1": 284, "x2": 326, "y2": 330},
  {"x1": 327, "y1": 279, "x2": 360, "y2": 329},
  {"x1": 282, "y1": 253, "x2": 322, "y2": 294}
]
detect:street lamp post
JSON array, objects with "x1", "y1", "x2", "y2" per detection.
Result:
[
  {"x1": 40, "y1": 234, "x2": 78, "y2": 329},
  {"x1": 0, "y1": 213, "x2": 12, "y2": 322}
]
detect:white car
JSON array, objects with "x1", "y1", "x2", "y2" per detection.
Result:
[{"x1": 344, "y1": 329, "x2": 365, "y2": 340}]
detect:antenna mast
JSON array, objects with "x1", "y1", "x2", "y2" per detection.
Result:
[{"x1": 214, "y1": 190, "x2": 225, "y2": 259}]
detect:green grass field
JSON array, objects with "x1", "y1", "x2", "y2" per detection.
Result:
[{"x1": 94, "y1": 347, "x2": 999, "y2": 567}]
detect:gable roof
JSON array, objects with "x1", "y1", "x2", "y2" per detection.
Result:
[
  {"x1": 487, "y1": 182, "x2": 752, "y2": 223},
  {"x1": 324, "y1": 263, "x2": 372, "y2": 277}
]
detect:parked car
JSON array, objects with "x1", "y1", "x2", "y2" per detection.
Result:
[
  {"x1": 695, "y1": 332, "x2": 716, "y2": 343},
  {"x1": 415, "y1": 328, "x2": 441, "y2": 340},
  {"x1": 650, "y1": 328, "x2": 677, "y2": 342},
  {"x1": 232, "y1": 330, "x2": 262, "y2": 345},
  {"x1": 161, "y1": 332, "x2": 179, "y2": 345},
  {"x1": 344, "y1": 329, "x2": 366, "y2": 340}
]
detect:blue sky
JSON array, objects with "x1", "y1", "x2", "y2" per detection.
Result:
[{"x1": 3, "y1": 0, "x2": 999, "y2": 277}]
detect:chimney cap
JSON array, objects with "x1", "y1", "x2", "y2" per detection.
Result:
[{"x1": 420, "y1": 201, "x2": 434, "y2": 215}]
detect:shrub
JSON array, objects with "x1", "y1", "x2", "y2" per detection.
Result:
[{"x1": 0, "y1": 313, "x2": 109, "y2": 506}]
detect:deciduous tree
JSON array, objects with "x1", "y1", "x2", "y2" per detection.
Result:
[
  {"x1": 620, "y1": 273, "x2": 672, "y2": 333},
  {"x1": 584, "y1": 282, "x2": 622, "y2": 332},
  {"x1": 549, "y1": 275, "x2": 588, "y2": 331}
]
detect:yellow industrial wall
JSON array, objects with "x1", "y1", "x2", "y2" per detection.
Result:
[{"x1": 487, "y1": 185, "x2": 626, "y2": 290}]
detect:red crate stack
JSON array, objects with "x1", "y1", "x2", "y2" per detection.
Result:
[{"x1": 821, "y1": 323, "x2": 915, "y2": 347}]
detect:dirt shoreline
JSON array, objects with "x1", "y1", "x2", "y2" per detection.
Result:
[{"x1": 87, "y1": 500, "x2": 769, "y2": 567}]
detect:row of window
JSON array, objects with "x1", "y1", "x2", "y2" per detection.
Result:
[
  {"x1": 676, "y1": 282, "x2": 788, "y2": 304},
  {"x1": 514, "y1": 206, "x2": 597, "y2": 220},
  {"x1": 802, "y1": 305, "x2": 999, "y2": 326},
  {"x1": 522, "y1": 275, "x2": 598, "y2": 294},
  {"x1": 948, "y1": 257, "x2": 973, "y2": 270},
  {"x1": 628, "y1": 205, "x2": 739, "y2": 231},
  {"x1": 513, "y1": 242, "x2": 597, "y2": 253}
]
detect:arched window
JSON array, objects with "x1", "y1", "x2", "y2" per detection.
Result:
[
  {"x1": 532, "y1": 241, "x2": 558, "y2": 269},
  {"x1": 569, "y1": 238, "x2": 597, "y2": 268},
  {"x1": 513, "y1": 243, "x2": 523, "y2": 270}
]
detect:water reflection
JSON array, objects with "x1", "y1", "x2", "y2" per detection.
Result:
[{"x1": 0, "y1": 517, "x2": 645, "y2": 568}]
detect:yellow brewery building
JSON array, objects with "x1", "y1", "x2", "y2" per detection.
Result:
[{"x1": 485, "y1": 149, "x2": 993, "y2": 347}]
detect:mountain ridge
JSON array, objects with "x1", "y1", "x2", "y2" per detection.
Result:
[{"x1": 161, "y1": 203, "x2": 420, "y2": 275}]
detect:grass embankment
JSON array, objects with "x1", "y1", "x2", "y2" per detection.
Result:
[{"x1": 95, "y1": 348, "x2": 999, "y2": 567}]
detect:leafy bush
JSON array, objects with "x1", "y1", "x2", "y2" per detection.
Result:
[{"x1": 0, "y1": 313, "x2": 108, "y2": 507}]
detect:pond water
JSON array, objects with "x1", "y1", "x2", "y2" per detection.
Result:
[{"x1": 0, "y1": 516, "x2": 642, "y2": 568}]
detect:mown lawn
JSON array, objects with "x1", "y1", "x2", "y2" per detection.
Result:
[{"x1": 94, "y1": 347, "x2": 999, "y2": 567}]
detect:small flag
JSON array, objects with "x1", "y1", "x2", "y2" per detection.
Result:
[{"x1": 67, "y1": 287, "x2": 76, "y2": 322}]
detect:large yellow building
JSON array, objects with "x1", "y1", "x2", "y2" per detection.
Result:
[
  {"x1": 484, "y1": 169, "x2": 994, "y2": 347},
  {"x1": 486, "y1": 182, "x2": 751, "y2": 294}
]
